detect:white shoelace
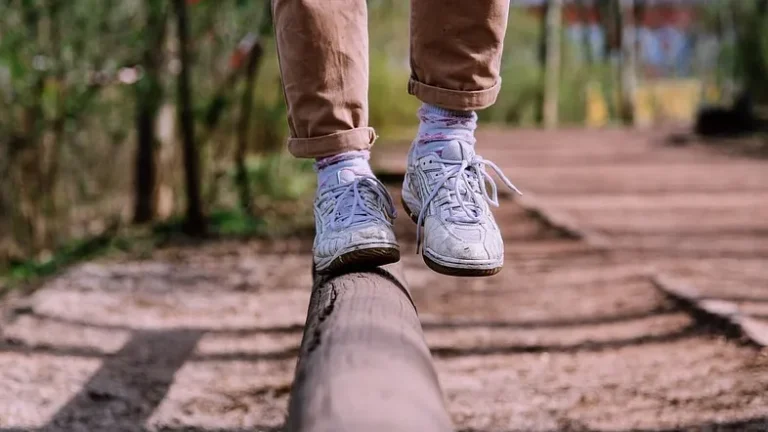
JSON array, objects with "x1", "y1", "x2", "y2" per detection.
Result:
[
  {"x1": 415, "y1": 155, "x2": 522, "y2": 252},
  {"x1": 320, "y1": 176, "x2": 397, "y2": 230}
]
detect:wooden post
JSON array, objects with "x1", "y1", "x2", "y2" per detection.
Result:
[
  {"x1": 286, "y1": 264, "x2": 453, "y2": 432},
  {"x1": 173, "y1": 0, "x2": 206, "y2": 235},
  {"x1": 543, "y1": 0, "x2": 563, "y2": 129},
  {"x1": 234, "y1": 34, "x2": 262, "y2": 214},
  {"x1": 618, "y1": 0, "x2": 638, "y2": 125},
  {"x1": 133, "y1": 0, "x2": 168, "y2": 224}
]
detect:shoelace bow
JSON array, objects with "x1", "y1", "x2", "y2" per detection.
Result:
[
  {"x1": 321, "y1": 176, "x2": 397, "y2": 230},
  {"x1": 415, "y1": 155, "x2": 522, "y2": 252}
]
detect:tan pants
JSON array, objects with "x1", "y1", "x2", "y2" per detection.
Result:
[{"x1": 273, "y1": 0, "x2": 510, "y2": 158}]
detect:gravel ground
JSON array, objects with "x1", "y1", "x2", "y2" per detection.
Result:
[{"x1": 2, "y1": 129, "x2": 768, "y2": 432}]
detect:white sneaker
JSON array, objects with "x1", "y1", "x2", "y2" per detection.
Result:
[
  {"x1": 401, "y1": 140, "x2": 521, "y2": 277},
  {"x1": 313, "y1": 168, "x2": 400, "y2": 273}
]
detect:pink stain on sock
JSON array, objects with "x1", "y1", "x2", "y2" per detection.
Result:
[
  {"x1": 315, "y1": 150, "x2": 370, "y2": 170},
  {"x1": 443, "y1": 118, "x2": 475, "y2": 127},
  {"x1": 316, "y1": 153, "x2": 349, "y2": 170},
  {"x1": 415, "y1": 104, "x2": 477, "y2": 151},
  {"x1": 416, "y1": 132, "x2": 450, "y2": 145}
]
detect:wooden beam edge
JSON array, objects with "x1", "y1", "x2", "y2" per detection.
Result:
[
  {"x1": 513, "y1": 193, "x2": 613, "y2": 249},
  {"x1": 651, "y1": 274, "x2": 768, "y2": 348}
]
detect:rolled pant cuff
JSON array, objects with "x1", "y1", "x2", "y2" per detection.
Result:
[
  {"x1": 408, "y1": 78, "x2": 501, "y2": 111},
  {"x1": 287, "y1": 127, "x2": 377, "y2": 159}
]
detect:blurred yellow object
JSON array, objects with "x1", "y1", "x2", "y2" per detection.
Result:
[
  {"x1": 585, "y1": 79, "x2": 703, "y2": 127},
  {"x1": 585, "y1": 81, "x2": 609, "y2": 127},
  {"x1": 635, "y1": 79, "x2": 702, "y2": 125},
  {"x1": 634, "y1": 86, "x2": 654, "y2": 127}
]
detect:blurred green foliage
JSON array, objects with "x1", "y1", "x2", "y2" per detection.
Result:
[
  {"x1": 3, "y1": 0, "x2": 766, "y2": 275},
  {"x1": 235, "y1": 154, "x2": 316, "y2": 202},
  {"x1": 153, "y1": 208, "x2": 267, "y2": 239},
  {"x1": 0, "y1": 225, "x2": 121, "y2": 293},
  {"x1": 0, "y1": 0, "x2": 620, "y2": 273}
]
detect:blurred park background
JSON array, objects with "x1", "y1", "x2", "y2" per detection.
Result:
[{"x1": 1, "y1": 0, "x2": 767, "y2": 287}]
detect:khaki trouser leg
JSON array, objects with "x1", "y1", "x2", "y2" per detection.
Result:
[
  {"x1": 272, "y1": 0, "x2": 375, "y2": 159},
  {"x1": 409, "y1": 0, "x2": 510, "y2": 111},
  {"x1": 273, "y1": 0, "x2": 509, "y2": 158}
]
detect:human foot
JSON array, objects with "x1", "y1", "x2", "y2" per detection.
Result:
[
  {"x1": 401, "y1": 106, "x2": 520, "y2": 276},
  {"x1": 313, "y1": 153, "x2": 400, "y2": 273}
]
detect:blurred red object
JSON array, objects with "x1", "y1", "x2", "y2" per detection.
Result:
[{"x1": 229, "y1": 33, "x2": 258, "y2": 70}]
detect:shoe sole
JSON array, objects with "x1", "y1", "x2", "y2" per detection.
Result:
[
  {"x1": 400, "y1": 195, "x2": 502, "y2": 277},
  {"x1": 317, "y1": 244, "x2": 400, "y2": 275}
]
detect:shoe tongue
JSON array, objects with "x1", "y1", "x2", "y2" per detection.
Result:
[
  {"x1": 439, "y1": 140, "x2": 475, "y2": 161},
  {"x1": 438, "y1": 141, "x2": 480, "y2": 210},
  {"x1": 336, "y1": 168, "x2": 359, "y2": 185},
  {"x1": 319, "y1": 167, "x2": 359, "y2": 189}
]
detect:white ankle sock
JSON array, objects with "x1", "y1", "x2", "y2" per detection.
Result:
[
  {"x1": 315, "y1": 150, "x2": 373, "y2": 189},
  {"x1": 412, "y1": 103, "x2": 478, "y2": 158}
]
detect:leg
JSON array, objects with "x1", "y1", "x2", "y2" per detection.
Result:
[
  {"x1": 409, "y1": 0, "x2": 510, "y2": 111},
  {"x1": 272, "y1": 0, "x2": 399, "y2": 272},
  {"x1": 403, "y1": 1, "x2": 521, "y2": 277},
  {"x1": 272, "y1": 0, "x2": 375, "y2": 158}
]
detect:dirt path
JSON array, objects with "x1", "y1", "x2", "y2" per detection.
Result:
[{"x1": 2, "y1": 130, "x2": 768, "y2": 431}]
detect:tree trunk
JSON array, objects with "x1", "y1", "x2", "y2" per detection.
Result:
[
  {"x1": 596, "y1": 0, "x2": 620, "y2": 61},
  {"x1": 173, "y1": 0, "x2": 206, "y2": 235},
  {"x1": 731, "y1": 0, "x2": 768, "y2": 106},
  {"x1": 40, "y1": 0, "x2": 64, "y2": 245},
  {"x1": 234, "y1": 39, "x2": 263, "y2": 214},
  {"x1": 535, "y1": 3, "x2": 548, "y2": 126},
  {"x1": 234, "y1": 3, "x2": 272, "y2": 213},
  {"x1": 543, "y1": 0, "x2": 563, "y2": 129},
  {"x1": 575, "y1": 0, "x2": 593, "y2": 65},
  {"x1": 134, "y1": 96, "x2": 159, "y2": 223},
  {"x1": 286, "y1": 264, "x2": 453, "y2": 432},
  {"x1": 133, "y1": 1, "x2": 167, "y2": 224},
  {"x1": 618, "y1": 0, "x2": 637, "y2": 125}
]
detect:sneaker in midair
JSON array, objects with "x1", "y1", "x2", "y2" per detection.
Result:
[
  {"x1": 401, "y1": 140, "x2": 521, "y2": 277},
  {"x1": 313, "y1": 168, "x2": 400, "y2": 273}
]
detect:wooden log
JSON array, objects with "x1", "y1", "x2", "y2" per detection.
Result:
[{"x1": 286, "y1": 264, "x2": 453, "y2": 432}]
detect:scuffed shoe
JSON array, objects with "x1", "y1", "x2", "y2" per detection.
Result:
[
  {"x1": 314, "y1": 168, "x2": 400, "y2": 273},
  {"x1": 401, "y1": 140, "x2": 521, "y2": 277}
]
